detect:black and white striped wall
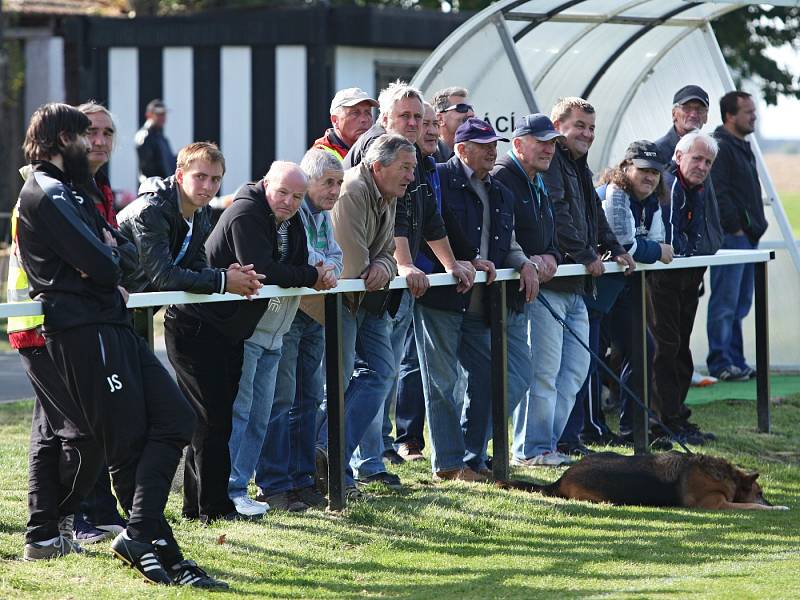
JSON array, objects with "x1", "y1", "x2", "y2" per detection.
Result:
[{"x1": 57, "y1": 5, "x2": 466, "y2": 197}]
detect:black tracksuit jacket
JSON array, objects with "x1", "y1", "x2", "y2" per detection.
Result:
[{"x1": 16, "y1": 161, "x2": 137, "y2": 333}]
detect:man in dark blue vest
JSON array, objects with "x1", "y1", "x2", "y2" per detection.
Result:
[{"x1": 415, "y1": 117, "x2": 539, "y2": 482}]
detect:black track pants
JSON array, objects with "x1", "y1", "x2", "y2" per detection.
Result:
[
  {"x1": 164, "y1": 308, "x2": 242, "y2": 521},
  {"x1": 22, "y1": 347, "x2": 104, "y2": 544},
  {"x1": 45, "y1": 323, "x2": 196, "y2": 543}
]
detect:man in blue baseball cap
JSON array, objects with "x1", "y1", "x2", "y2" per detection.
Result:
[
  {"x1": 491, "y1": 113, "x2": 564, "y2": 464},
  {"x1": 414, "y1": 117, "x2": 539, "y2": 482}
]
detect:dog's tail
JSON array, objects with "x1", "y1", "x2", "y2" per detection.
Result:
[{"x1": 496, "y1": 478, "x2": 562, "y2": 497}]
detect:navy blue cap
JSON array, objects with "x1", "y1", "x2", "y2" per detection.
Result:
[
  {"x1": 455, "y1": 117, "x2": 509, "y2": 144},
  {"x1": 512, "y1": 113, "x2": 564, "y2": 141},
  {"x1": 673, "y1": 85, "x2": 709, "y2": 107}
]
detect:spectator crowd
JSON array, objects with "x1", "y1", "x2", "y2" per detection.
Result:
[{"x1": 6, "y1": 79, "x2": 766, "y2": 588}]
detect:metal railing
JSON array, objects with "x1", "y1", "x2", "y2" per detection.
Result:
[{"x1": 0, "y1": 249, "x2": 775, "y2": 510}]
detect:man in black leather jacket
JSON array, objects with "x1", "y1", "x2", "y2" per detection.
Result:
[{"x1": 117, "y1": 142, "x2": 263, "y2": 297}]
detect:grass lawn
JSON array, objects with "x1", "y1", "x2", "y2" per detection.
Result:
[
  {"x1": 779, "y1": 191, "x2": 800, "y2": 238},
  {"x1": 0, "y1": 396, "x2": 798, "y2": 599}
]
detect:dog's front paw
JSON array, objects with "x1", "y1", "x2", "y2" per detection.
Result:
[{"x1": 771, "y1": 505, "x2": 790, "y2": 511}]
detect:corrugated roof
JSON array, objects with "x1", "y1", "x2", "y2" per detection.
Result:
[{"x1": 5, "y1": 0, "x2": 128, "y2": 17}]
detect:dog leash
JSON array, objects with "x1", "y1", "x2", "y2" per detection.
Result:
[{"x1": 535, "y1": 293, "x2": 693, "y2": 455}]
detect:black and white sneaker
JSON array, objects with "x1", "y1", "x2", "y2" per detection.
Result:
[
  {"x1": 110, "y1": 532, "x2": 173, "y2": 585},
  {"x1": 170, "y1": 559, "x2": 229, "y2": 589}
]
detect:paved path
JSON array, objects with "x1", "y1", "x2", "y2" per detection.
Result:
[{"x1": 1, "y1": 339, "x2": 173, "y2": 404}]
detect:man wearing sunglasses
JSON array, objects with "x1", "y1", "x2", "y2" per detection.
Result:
[{"x1": 432, "y1": 87, "x2": 475, "y2": 162}]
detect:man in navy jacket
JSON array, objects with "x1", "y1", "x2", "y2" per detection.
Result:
[{"x1": 416, "y1": 118, "x2": 538, "y2": 482}]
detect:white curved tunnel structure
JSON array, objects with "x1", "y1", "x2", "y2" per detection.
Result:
[{"x1": 412, "y1": 0, "x2": 800, "y2": 369}]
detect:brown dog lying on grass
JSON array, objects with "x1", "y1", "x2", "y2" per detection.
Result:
[{"x1": 499, "y1": 451, "x2": 789, "y2": 510}]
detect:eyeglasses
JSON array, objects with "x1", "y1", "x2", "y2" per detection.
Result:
[
  {"x1": 443, "y1": 103, "x2": 474, "y2": 114},
  {"x1": 679, "y1": 104, "x2": 708, "y2": 115}
]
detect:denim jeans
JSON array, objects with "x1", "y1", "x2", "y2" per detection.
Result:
[
  {"x1": 471, "y1": 307, "x2": 532, "y2": 465},
  {"x1": 393, "y1": 297, "x2": 425, "y2": 448},
  {"x1": 560, "y1": 307, "x2": 603, "y2": 445},
  {"x1": 415, "y1": 303, "x2": 530, "y2": 473},
  {"x1": 256, "y1": 312, "x2": 324, "y2": 494},
  {"x1": 352, "y1": 291, "x2": 414, "y2": 478},
  {"x1": 228, "y1": 340, "x2": 283, "y2": 499},
  {"x1": 317, "y1": 304, "x2": 396, "y2": 486},
  {"x1": 512, "y1": 289, "x2": 590, "y2": 459},
  {"x1": 707, "y1": 234, "x2": 756, "y2": 376}
]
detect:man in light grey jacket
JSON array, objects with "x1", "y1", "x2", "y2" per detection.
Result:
[
  {"x1": 226, "y1": 161, "x2": 337, "y2": 518},
  {"x1": 255, "y1": 149, "x2": 344, "y2": 511}
]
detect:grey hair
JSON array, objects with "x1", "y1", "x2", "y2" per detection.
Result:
[
  {"x1": 673, "y1": 130, "x2": 718, "y2": 161},
  {"x1": 77, "y1": 100, "x2": 117, "y2": 148},
  {"x1": 300, "y1": 148, "x2": 343, "y2": 182},
  {"x1": 264, "y1": 160, "x2": 308, "y2": 185},
  {"x1": 378, "y1": 80, "x2": 424, "y2": 121},
  {"x1": 432, "y1": 86, "x2": 469, "y2": 113},
  {"x1": 364, "y1": 134, "x2": 416, "y2": 168},
  {"x1": 422, "y1": 101, "x2": 435, "y2": 115}
]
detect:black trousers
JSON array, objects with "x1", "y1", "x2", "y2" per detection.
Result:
[
  {"x1": 45, "y1": 323, "x2": 195, "y2": 543},
  {"x1": 22, "y1": 347, "x2": 104, "y2": 544},
  {"x1": 164, "y1": 308, "x2": 243, "y2": 521},
  {"x1": 648, "y1": 267, "x2": 706, "y2": 425}
]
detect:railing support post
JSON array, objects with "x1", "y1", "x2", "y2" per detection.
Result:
[
  {"x1": 490, "y1": 280, "x2": 509, "y2": 481},
  {"x1": 324, "y1": 293, "x2": 346, "y2": 510},
  {"x1": 630, "y1": 270, "x2": 649, "y2": 454},
  {"x1": 132, "y1": 306, "x2": 154, "y2": 350},
  {"x1": 755, "y1": 259, "x2": 771, "y2": 433}
]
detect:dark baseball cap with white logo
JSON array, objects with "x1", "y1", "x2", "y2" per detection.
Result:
[{"x1": 624, "y1": 140, "x2": 667, "y2": 170}]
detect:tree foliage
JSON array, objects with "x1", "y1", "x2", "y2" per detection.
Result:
[
  {"x1": 131, "y1": 0, "x2": 800, "y2": 106},
  {"x1": 714, "y1": 4, "x2": 800, "y2": 105}
]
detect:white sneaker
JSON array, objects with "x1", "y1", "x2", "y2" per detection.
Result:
[
  {"x1": 555, "y1": 452, "x2": 576, "y2": 465},
  {"x1": 232, "y1": 495, "x2": 269, "y2": 517},
  {"x1": 511, "y1": 451, "x2": 569, "y2": 467},
  {"x1": 691, "y1": 371, "x2": 718, "y2": 387}
]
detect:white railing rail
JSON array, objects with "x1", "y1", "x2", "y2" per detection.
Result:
[{"x1": 0, "y1": 249, "x2": 773, "y2": 318}]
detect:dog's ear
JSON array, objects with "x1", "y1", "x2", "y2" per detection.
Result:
[{"x1": 741, "y1": 472, "x2": 759, "y2": 488}]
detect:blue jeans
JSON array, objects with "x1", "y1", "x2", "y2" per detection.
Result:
[
  {"x1": 415, "y1": 303, "x2": 530, "y2": 473},
  {"x1": 256, "y1": 312, "x2": 324, "y2": 494},
  {"x1": 512, "y1": 289, "x2": 590, "y2": 459},
  {"x1": 352, "y1": 291, "x2": 414, "y2": 478},
  {"x1": 560, "y1": 307, "x2": 603, "y2": 445},
  {"x1": 228, "y1": 340, "x2": 282, "y2": 499},
  {"x1": 393, "y1": 298, "x2": 425, "y2": 449},
  {"x1": 707, "y1": 234, "x2": 756, "y2": 376},
  {"x1": 317, "y1": 304, "x2": 396, "y2": 486}
]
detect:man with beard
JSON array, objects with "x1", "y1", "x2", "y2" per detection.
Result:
[
  {"x1": 655, "y1": 85, "x2": 711, "y2": 161},
  {"x1": 705, "y1": 91, "x2": 767, "y2": 382},
  {"x1": 16, "y1": 103, "x2": 226, "y2": 588},
  {"x1": 7, "y1": 101, "x2": 137, "y2": 555}
]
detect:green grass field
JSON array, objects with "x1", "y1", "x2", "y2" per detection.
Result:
[
  {"x1": 779, "y1": 192, "x2": 800, "y2": 238},
  {"x1": 0, "y1": 395, "x2": 798, "y2": 599}
]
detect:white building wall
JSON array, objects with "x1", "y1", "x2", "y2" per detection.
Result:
[
  {"x1": 24, "y1": 36, "x2": 65, "y2": 120},
  {"x1": 108, "y1": 48, "x2": 140, "y2": 196},
  {"x1": 334, "y1": 46, "x2": 431, "y2": 99},
  {"x1": 162, "y1": 47, "x2": 194, "y2": 154},
  {"x1": 220, "y1": 47, "x2": 252, "y2": 195},
  {"x1": 275, "y1": 46, "x2": 307, "y2": 164}
]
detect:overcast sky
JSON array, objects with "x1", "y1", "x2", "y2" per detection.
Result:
[{"x1": 757, "y1": 45, "x2": 800, "y2": 140}]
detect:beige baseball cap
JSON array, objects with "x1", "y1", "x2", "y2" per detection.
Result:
[{"x1": 329, "y1": 87, "x2": 379, "y2": 114}]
